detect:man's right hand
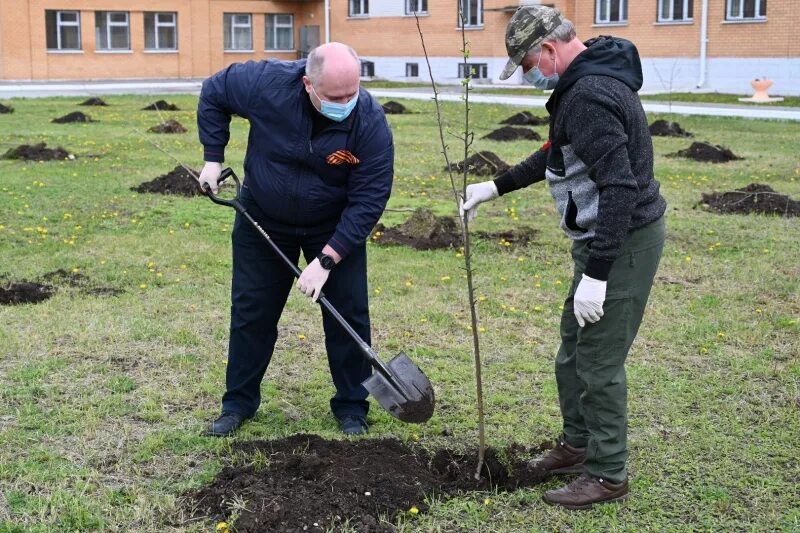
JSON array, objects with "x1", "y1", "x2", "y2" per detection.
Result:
[
  {"x1": 460, "y1": 181, "x2": 499, "y2": 222},
  {"x1": 198, "y1": 162, "x2": 223, "y2": 194}
]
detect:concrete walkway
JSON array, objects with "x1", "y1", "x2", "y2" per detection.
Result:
[{"x1": 1, "y1": 80, "x2": 799, "y2": 121}]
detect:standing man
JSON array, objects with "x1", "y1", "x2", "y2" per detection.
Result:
[
  {"x1": 197, "y1": 42, "x2": 394, "y2": 437},
  {"x1": 462, "y1": 7, "x2": 667, "y2": 508}
]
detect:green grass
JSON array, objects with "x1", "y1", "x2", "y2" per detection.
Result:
[
  {"x1": 1, "y1": 94, "x2": 799, "y2": 531},
  {"x1": 639, "y1": 92, "x2": 800, "y2": 107}
]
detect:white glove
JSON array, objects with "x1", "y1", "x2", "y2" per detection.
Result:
[
  {"x1": 573, "y1": 274, "x2": 606, "y2": 327},
  {"x1": 198, "y1": 161, "x2": 223, "y2": 194},
  {"x1": 460, "y1": 181, "x2": 499, "y2": 222},
  {"x1": 296, "y1": 258, "x2": 331, "y2": 302}
]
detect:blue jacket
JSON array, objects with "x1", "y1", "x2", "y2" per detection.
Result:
[{"x1": 197, "y1": 59, "x2": 394, "y2": 258}]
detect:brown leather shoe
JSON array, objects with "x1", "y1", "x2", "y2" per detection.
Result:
[
  {"x1": 528, "y1": 435, "x2": 586, "y2": 476},
  {"x1": 543, "y1": 473, "x2": 629, "y2": 510}
]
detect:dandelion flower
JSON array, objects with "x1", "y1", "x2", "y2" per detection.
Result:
[{"x1": 409, "y1": 506, "x2": 419, "y2": 515}]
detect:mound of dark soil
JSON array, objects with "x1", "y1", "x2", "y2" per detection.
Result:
[
  {"x1": 0, "y1": 281, "x2": 54, "y2": 305},
  {"x1": 183, "y1": 434, "x2": 548, "y2": 533},
  {"x1": 2, "y1": 143, "x2": 73, "y2": 161},
  {"x1": 483, "y1": 126, "x2": 541, "y2": 142},
  {"x1": 131, "y1": 165, "x2": 201, "y2": 196},
  {"x1": 670, "y1": 142, "x2": 742, "y2": 163},
  {"x1": 79, "y1": 97, "x2": 108, "y2": 106},
  {"x1": 701, "y1": 183, "x2": 799, "y2": 217},
  {"x1": 382, "y1": 101, "x2": 412, "y2": 114},
  {"x1": 142, "y1": 100, "x2": 180, "y2": 111},
  {"x1": 0, "y1": 103, "x2": 13, "y2": 114},
  {"x1": 52, "y1": 111, "x2": 95, "y2": 124},
  {"x1": 447, "y1": 151, "x2": 509, "y2": 177},
  {"x1": 500, "y1": 111, "x2": 548, "y2": 126},
  {"x1": 148, "y1": 119, "x2": 187, "y2": 134},
  {"x1": 649, "y1": 119, "x2": 692, "y2": 137}
]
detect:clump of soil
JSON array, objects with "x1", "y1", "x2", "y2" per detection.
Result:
[
  {"x1": 79, "y1": 97, "x2": 108, "y2": 106},
  {"x1": 52, "y1": 111, "x2": 95, "y2": 124},
  {"x1": 447, "y1": 151, "x2": 509, "y2": 177},
  {"x1": 501, "y1": 111, "x2": 548, "y2": 126},
  {"x1": 2, "y1": 143, "x2": 73, "y2": 161},
  {"x1": 142, "y1": 100, "x2": 180, "y2": 111},
  {"x1": 483, "y1": 126, "x2": 541, "y2": 142},
  {"x1": 382, "y1": 101, "x2": 412, "y2": 114},
  {"x1": 0, "y1": 103, "x2": 13, "y2": 114},
  {"x1": 148, "y1": 119, "x2": 187, "y2": 134},
  {"x1": 131, "y1": 165, "x2": 201, "y2": 196},
  {"x1": 701, "y1": 183, "x2": 799, "y2": 217},
  {"x1": 0, "y1": 281, "x2": 54, "y2": 305},
  {"x1": 669, "y1": 142, "x2": 742, "y2": 163},
  {"x1": 183, "y1": 434, "x2": 549, "y2": 533},
  {"x1": 649, "y1": 119, "x2": 692, "y2": 137}
]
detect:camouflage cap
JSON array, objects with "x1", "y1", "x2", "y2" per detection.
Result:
[{"x1": 499, "y1": 6, "x2": 563, "y2": 80}]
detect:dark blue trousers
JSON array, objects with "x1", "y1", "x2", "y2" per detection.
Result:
[{"x1": 221, "y1": 186, "x2": 372, "y2": 420}]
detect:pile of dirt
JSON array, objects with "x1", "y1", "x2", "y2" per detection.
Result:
[
  {"x1": 447, "y1": 151, "x2": 509, "y2": 177},
  {"x1": 131, "y1": 165, "x2": 201, "y2": 196},
  {"x1": 2, "y1": 143, "x2": 73, "y2": 161},
  {"x1": 142, "y1": 100, "x2": 180, "y2": 111},
  {"x1": 183, "y1": 434, "x2": 549, "y2": 533},
  {"x1": 0, "y1": 281, "x2": 54, "y2": 305},
  {"x1": 669, "y1": 142, "x2": 742, "y2": 163},
  {"x1": 79, "y1": 97, "x2": 108, "y2": 106},
  {"x1": 701, "y1": 183, "x2": 799, "y2": 217},
  {"x1": 500, "y1": 111, "x2": 548, "y2": 126},
  {"x1": 382, "y1": 101, "x2": 412, "y2": 114},
  {"x1": 0, "y1": 103, "x2": 13, "y2": 114},
  {"x1": 483, "y1": 126, "x2": 541, "y2": 142},
  {"x1": 649, "y1": 119, "x2": 692, "y2": 137},
  {"x1": 148, "y1": 119, "x2": 187, "y2": 134},
  {"x1": 52, "y1": 111, "x2": 95, "y2": 123}
]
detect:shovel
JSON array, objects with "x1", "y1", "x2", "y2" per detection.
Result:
[{"x1": 202, "y1": 168, "x2": 435, "y2": 423}]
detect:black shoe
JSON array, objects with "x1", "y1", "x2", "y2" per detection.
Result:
[
  {"x1": 337, "y1": 415, "x2": 368, "y2": 436},
  {"x1": 204, "y1": 412, "x2": 246, "y2": 437}
]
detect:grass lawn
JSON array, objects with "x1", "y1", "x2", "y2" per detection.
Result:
[{"x1": 0, "y1": 94, "x2": 798, "y2": 532}]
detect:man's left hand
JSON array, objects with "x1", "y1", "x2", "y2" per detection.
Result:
[
  {"x1": 297, "y1": 258, "x2": 330, "y2": 302},
  {"x1": 573, "y1": 274, "x2": 606, "y2": 327}
]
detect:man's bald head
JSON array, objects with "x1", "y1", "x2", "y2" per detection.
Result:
[{"x1": 303, "y1": 42, "x2": 361, "y2": 105}]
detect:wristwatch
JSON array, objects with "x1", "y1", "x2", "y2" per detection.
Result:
[{"x1": 317, "y1": 253, "x2": 336, "y2": 270}]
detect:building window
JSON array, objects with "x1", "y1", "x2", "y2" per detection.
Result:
[
  {"x1": 658, "y1": 0, "x2": 693, "y2": 21},
  {"x1": 458, "y1": 0, "x2": 484, "y2": 27},
  {"x1": 726, "y1": 0, "x2": 766, "y2": 20},
  {"x1": 144, "y1": 12, "x2": 177, "y2": 50},
  {"x1": 46, "y1": 10, "x2": 81, "y2": 50},
  {"x1": 349, "y1": 0, "x2": 369, "y2": 17},
  {"x1": 266, "y1": 14, "x2": 293, "y2": 50},
  {"x1": 224, "y1": 13, "x2": 253, "y2": 51},
  {"x1": 595, "y1": 0, "x2": 628, "y2": 23},
  {"x1": 360, "y1": 60, "x2": 375, "y2": 77},
  {"x1": 406, "y1": 0, "x2": 428, "y2": 14},
  {"x1": 458, "y1": 63, "x2": 487, "y2": 79},
  {"x1": 96, "y1": 11, "x2": 130, "y2": 50},
  {"x1": 406, "y1": 63, "x2": 419, "y2": 77}
]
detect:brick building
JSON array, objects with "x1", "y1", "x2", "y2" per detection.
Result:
[{"x1": 1, "y1": 0, "x2": 797, "y2": 95}]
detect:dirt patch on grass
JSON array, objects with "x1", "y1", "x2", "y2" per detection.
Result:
[
  {"x1": 52, "y1": 111, "x2": 95, "y2": 124},
  {"x1": 483, "y1": 126, "x2": 541, "y2": 142},
  {"x1": 382, "y1": 101, "x2": 413, "y2": 114},
  {"x1": 148, "y1": 119, "x2": 187, "y2": 134},
  {"x1": 501, "y1": 111, "x2": 548, "y2": 126},
  {"x1": 669, "y1": 142, "x2": 742, "y2": 163},
  {"x1": 2, "y1": 143, "x2": 74, "y2": 161},
  {"x1": 649, "y1": 120, "x2": 692, "y2": 137},
  {"x1": 701, "y1": 183, "x2": 799, "y2": 217},
  {"x1": 142, "y1": 100, "x2": 180, "y2": 111},
  {"x1": 0, "y1": 103, "x2": 13, "y2": 114},
  {"x1": 0, "y1": 281, "x2": 54, "y2": 305},
  {"x1": 79, "y1": 97, "x2": 109, "y2": 106},
  {"x1": 447, "y1": 151, "x2": 509, "y2": 177},
  {"x1": 131, "y1": 165, "x2": 201, "y2": 196},
  {"x1": 183, "y1": 434, "x2": 549, "y2": 533}
]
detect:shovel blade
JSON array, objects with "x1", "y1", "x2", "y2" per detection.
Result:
[{"x1": 362, "y1": 352, "x2": 435, "y2": 424}]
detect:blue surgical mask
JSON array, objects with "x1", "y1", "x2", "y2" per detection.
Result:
[
  {"x1": 523, "y1": 54, "x2": 559, "y2": 90},
  {"x1": 311, "y1": 85, "x2": 359, "y2": 122}
]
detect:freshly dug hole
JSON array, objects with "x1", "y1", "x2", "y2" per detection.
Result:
[
  {"x1": 131, "y1": 165, "x2": 202, "y2": 196},
  {"x1": 2, "y1": 143, "x2": 73, "y2": 161},
  {"x1": 500, "y1": 111, "x2": 548, "y2": 126},
  {"x1": 649, "y1": 119, "x2": 692, "y2": 137},
  {"x1": 0, "y1": 103, "x2": 13, "y2": 113},
  {"x1": 79, "y1": 97, "x2": 108, "y2": 106},
  {"x1": 483, "y1": 126, "x2": 541, "y2": 142},
  {"x1": 148, "y1": 119, "x2": 187, "y2": 133},
  {"x1": 382, "y1": 101, "x2": 412, "y2": 114},
  {"x1": 447, "y1": 151, "x2": 509, "y2": 177},
  {"x1": 0, "y1": 281, "x2": 54, "y2": 305},
  {"x1": 669, "y1": 142, "x2": 742, "y2": 163},
  {"x1": 142, "y1": 100, "x2": 180, "y2": 111},
  {"x1": 52, "y1": 111, "x2": 95, "y2": 123},
  {"x1": 700, "y1": 183, "x2": 799, "y2": 217}
]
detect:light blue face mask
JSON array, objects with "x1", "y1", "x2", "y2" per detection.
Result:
[
  {"x1": 311, "y1": 85, "x2": 359, "y2": 122},
  {"x1": 523, "y1": 53, "x2": 559, "y2": 90}
]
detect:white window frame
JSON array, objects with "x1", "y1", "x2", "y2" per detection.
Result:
[
  {"x1": 96, "y1": 11, "x2": 130, "y2": 50},
  {"x1": 405, "y1": 63, "x2": 419, "y2": 77},
  {"x1": 224, "y1": 13, "x2": 253, "y2": 51},
  {"x1": 595, "y1": 0, "x2": 628, "y2": 24},
  {"x1": 459, "y1": 0, "x2": 484, "y2": 27},
  {"x1": 726, "y1": 0, "x2": 766, "y2": 20},
  {"x1": 265, "y1": 13, "x2": 294, "y2": 51},
  {"x1": 405, "y1": 0, "x2": 427, "y2": 15},
  {"x1": 47, "y1": 10, "x2": 81, "y2": 51},
  {"x1": 144, "y1": 12, "x2": 177, "y2": 50},
  {"x1": 658, "y1": 0, "x2": 693, "y2": 22},
  {"x1": 349, "y1": 0, "x2": 369, "y2": 17}
]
